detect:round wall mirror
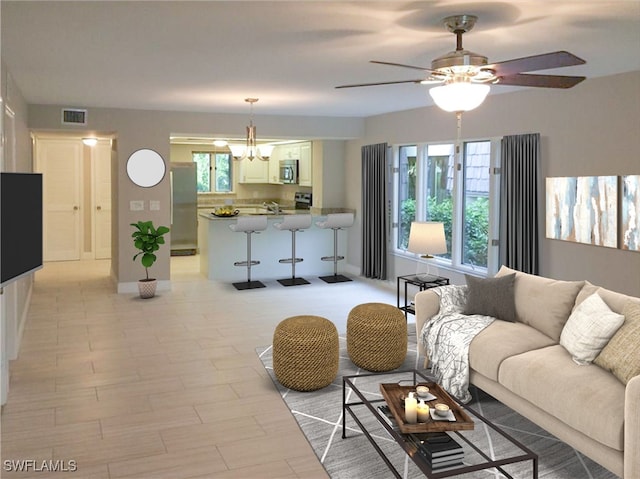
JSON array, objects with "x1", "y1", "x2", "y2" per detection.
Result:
[{"x1": 126, "y1": 149, "x2": 166, "y2": 187}]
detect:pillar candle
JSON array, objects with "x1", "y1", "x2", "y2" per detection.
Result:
[
  {"x1": 405, "y1": 392, "x2": 418, "y2": 424},
  {"x1": 417, "y1": 399, "x2": 430, "y2": 422}
]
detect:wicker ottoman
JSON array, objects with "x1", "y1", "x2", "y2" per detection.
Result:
[
  {"x1": 273, "y1": 315, "x2": 339, "y2": 392},
  {"x1": 347, "y1": 302, "x2": 407, "y2": 372}
]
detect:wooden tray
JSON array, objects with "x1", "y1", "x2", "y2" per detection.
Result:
[{"x1": 379, "y1": 382, "x2": 474, "y2": 434}]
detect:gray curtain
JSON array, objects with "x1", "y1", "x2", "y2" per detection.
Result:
[
  {"x1": 500, "y1": 133, "x2": 540, "y2": 274},
  {"x1": 361, "y1": 142, "x2": 388, "y2": 279}
]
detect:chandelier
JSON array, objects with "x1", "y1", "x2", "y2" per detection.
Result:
[{"x1": 229, "y1": 98, "x2": 273, "y2": 161}]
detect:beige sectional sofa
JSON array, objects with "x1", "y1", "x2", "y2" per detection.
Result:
[{"x1": 414, "y1": 266, "x2": 639, "y2": 478}]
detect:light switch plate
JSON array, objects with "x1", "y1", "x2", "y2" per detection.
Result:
[
  {"x1": 149, "y1": 200, "x2": 160, "y2": 211},
  {"x1": 130, "y1": 200, "x2": 144, "y2": 211}
]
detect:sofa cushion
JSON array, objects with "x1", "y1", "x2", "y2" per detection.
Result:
[
  {"x1": 559, "y1": 292, "x2": 625, "y2": 365},
  {"x1": 464, "y1": 273, "x2": 516, "y2": 322},
  {"x1": 595, "y1": 301, "x2": 640, "y2": 384},
  {"x1": 499, "y1": 345, "x2": 625, "y2": 451},
  {"x1": 496, "y1": 266, "x2": 584, "y2": 341},
  {"x1": 575, "y1": 281, "x2": 640, "y2": 314},
  {"x1": 469, "y1": 320, "x2": 556, "y2": 381}
]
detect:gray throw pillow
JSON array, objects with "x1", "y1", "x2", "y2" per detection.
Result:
[{"x1": 464, "y1": 273, "x2": 517, "y2": 322}]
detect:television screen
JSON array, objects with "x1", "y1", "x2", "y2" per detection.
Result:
[{"x1": 1, "y1": 173, "x2": 43, "y2": 286}]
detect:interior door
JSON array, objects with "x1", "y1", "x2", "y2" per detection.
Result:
[
  {"x1": 93, "y1": 140, "x2": 112, "y2": 259},
  {"x1": 36, "y1": 138, "x2": 82, "y2": 261}
]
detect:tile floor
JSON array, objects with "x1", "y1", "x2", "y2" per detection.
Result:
[{"x1": 1, "y1": 257, "x2": 397, "y2": 478}]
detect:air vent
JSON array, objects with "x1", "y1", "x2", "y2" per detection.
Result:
[{"x1": 61, "y1": 108, "x2": 87, "y2": 125}]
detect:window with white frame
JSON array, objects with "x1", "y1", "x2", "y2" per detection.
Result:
[
  {"x1": 393, "y1": 138, "x2": 500, "y2": 274},
  {"x1": 192, "y1": 152, "x2": 233, "y2": 193}
]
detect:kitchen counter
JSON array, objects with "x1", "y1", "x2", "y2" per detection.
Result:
[{"x1": 197, "y1": 211, "x2": 349, "y2": 282}]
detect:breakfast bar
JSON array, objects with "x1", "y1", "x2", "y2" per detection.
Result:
[{"x1": 197, "y1": 211, "x2": 349, "y2": 283}]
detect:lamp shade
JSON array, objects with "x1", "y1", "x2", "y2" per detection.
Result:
[
  {"x1": 257, "y1": 144, "x2": 274, "y2": 158},
  {"x1": 429, "y1": 82, "x2": 490, "y2": 113},
  {"x1": 407, "y1": 222, "x2": 447, "y2": 256}
]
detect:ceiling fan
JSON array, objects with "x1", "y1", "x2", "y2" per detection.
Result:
[{"x1": 336, "y1": 14, "x2": 586, "y2": 112}]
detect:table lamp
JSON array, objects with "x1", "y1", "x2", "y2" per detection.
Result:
[{"x1": 407, "y1": 222, "x2": 447, "y2": 281}]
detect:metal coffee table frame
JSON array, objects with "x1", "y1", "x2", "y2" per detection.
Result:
[{"x1": 342, "y1": 369, "x2": 538, "y2": 478}]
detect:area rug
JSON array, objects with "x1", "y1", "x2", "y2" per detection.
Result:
[{"x1": 257, "y1": 326, "x2": 619, "y2": 479}]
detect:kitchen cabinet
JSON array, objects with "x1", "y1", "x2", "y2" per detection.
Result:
[
  {"x1": 268, "y1": 147, "x2": 282, "y2": 184},
  {"x1": 238, "y1": 157, "x2": 269, "y2": 183},
  {"x1": 299, "y1": 142, "x2": 312, "y2": 186}
]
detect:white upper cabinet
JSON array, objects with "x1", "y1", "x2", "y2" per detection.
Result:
[
  {"x1": 298, "y1": 142, "x2": 312, "y2": 186},
  {"x1": 238, "y1": 157, "x2": 269, "y2": 183}
]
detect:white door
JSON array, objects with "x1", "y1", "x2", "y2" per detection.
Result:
[
  {"x1": 93, "y1": 140, "x2": 112, "y2": 259},
  {"x1": 36, "y1": 138, "x2": 82, "y2": 261}
]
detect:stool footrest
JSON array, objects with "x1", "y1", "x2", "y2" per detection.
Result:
[
  {"x1": 234, "y1": 260, "x2": 260, "y2": 267},
  {"x1": 278, "y1": 258, "x2": 303, "y2": 264},
  {"x1": 321, "y1": 255, "x2": 344, "y2": 262}
]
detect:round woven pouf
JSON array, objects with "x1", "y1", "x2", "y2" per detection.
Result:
[
  {"x1": 273, "y1": 315, "x2": 339, "y2": 392},
  {"x1": 347, "y1": 302, "x2": 407, "y2": 372}
]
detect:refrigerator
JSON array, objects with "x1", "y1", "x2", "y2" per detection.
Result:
[{"x1": 170, "y1": 163, "x2": 198, "y2": 255}]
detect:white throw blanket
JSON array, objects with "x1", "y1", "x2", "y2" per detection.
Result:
[{"x1": 419, "y1": 285, "x2": 495, "y2": 403}]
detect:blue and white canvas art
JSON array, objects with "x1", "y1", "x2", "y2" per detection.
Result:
[
  {"x1": 546, "y1": 176, "x2": 618, "y2": 247},
  {"x1": 622, "y1": 175, "x2": 639, "y2": 251}
]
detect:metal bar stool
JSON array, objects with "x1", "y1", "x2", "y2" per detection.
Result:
[
  {"x1": 228, "y1": 216, "x2": 268, "y2": 290},
  {"x1": 273, "y1": 214, "x2": 312, "y2": 286},
  {"x1": 316, "y1": 212, "x2": 354, "y2": 283}
]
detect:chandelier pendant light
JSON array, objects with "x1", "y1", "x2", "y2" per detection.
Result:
[{"x1": 230, "y1": 98, "x2": 273, "y2": 162}]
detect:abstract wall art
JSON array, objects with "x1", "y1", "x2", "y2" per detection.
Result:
[
  {"x1": 621, "y1": 175, "x2": 639, "y2": 251},
  {"x1": 546, "y1": 176, "x2": 618, "y2": 248}
]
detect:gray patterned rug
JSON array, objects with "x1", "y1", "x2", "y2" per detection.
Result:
[{"x1": 257, "y1": 327, "x2": 618, "y2": 479}]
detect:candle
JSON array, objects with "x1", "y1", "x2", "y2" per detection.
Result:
[
  {"x1": 417, "y1": 399, "x2": 430, "y2": 423},
  {"x1": 405, "y1": 392, "x2": 418, "y2": 424}
]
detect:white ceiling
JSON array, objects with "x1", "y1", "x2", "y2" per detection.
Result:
[{"x1": 2, "y1": 1, "x2": 639, "y2": 118}]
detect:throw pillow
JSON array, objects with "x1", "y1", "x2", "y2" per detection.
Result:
[
  {"x1": 594, "y1": 301, "x2": 640, "y2": 384},
  {"x1": 559, "y1": 292, "x2": 625, "y2": 365},
  {"x1": 463, "y1": 273, "x2": 516, "y2": 322}
]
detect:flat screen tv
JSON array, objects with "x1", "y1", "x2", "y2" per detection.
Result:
[{"x1": 1, "y1": 172, "x2": 43, "y2": 287}]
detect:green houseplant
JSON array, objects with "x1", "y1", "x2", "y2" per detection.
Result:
[{"x1": 131, "y1": 220, "x2": 170, "y2": 298}]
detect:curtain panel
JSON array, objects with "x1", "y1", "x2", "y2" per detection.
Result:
[
  {"x1": 500, "y1": 133, "x2": 540, "y2": 275},
  {"x1": 361, "y1": 143, "x2": 388, "y2": 279}
]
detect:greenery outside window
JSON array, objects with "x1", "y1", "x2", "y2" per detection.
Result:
[
  {"x1": 392, "y1": 139, "x2": 500, "y2": 274},
  {"x1": 192, "y1": 152, "x2": 233, "y2": 193}
]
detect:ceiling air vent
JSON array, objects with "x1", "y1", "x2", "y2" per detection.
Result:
[{"x1": 61, "y1": 108, "x2": 87, "y2": 125}]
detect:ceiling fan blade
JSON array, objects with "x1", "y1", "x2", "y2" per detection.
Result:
[
  {"x1": 370, "y1": 60, "x2": 435, "y2": 73},
  {"x1": 496, "y1": 73, "x2": 586, "y2": 89},
  {"x1": 335, "y1": 79, "x2": 424, "y2": 89},
  {"x1": 488, "y1": 51, "x2": 586, "y2": 76}
]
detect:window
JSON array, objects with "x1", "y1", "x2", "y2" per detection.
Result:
[
  {"x1": 392, "y1": 139, "x2": 500, "y2": 274},
  {"x1": 192, "y1": 152, "x2": 232, "y2": 193}
]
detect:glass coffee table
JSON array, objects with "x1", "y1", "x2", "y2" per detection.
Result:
[{"x1": 342, "y1": 369, "x2": 538, "y2": 478}]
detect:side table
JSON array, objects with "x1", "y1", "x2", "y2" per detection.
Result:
[{"x1": 397, "y1": 274, "x2": 449, "y2": 319}]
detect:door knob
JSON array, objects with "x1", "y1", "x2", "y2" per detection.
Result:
[
  {"x1": 73, "y1": 206, "x2": 79, "y2": 211},
  {"x1": 97, "y1": 206, "x2": 102, "y2": 210}
]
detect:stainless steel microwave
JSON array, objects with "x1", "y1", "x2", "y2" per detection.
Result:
[{"x1": 279, "y1": 159, "x2": 298, "y2": 184}]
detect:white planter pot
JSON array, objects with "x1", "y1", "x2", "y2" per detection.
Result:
[{"x1": 138, "y1": 279, "x2": 157, "y2": 299}]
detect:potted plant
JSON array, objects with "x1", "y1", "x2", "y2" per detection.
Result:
[{"x1": 131, "y1": 220, "x2": 170, "y2": 298}]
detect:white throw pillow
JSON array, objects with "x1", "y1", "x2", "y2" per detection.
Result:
[{"x1": 560, "y1": 292, "x2": 625, "y2": 365}]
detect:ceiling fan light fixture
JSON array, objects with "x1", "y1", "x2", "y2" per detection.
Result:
[{"x1": 429, "y1": 81, "x2": 490, "y2": 113}]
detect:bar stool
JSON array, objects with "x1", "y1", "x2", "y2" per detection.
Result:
[
  {"x1": 228, "y1": 216, "x2": 268, "y2": 290},
  {"x1": 316, "y1": 212, "x2": 354, "y2": 283},
  {"x1": 273, "y1": 214, "x2": 312, "y2": 286}
]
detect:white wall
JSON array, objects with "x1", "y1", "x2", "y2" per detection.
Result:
[
  {"x1": 344, "y1": 71, "x2": 640, "y2": 296},
  {"x1": 1, "y1": 60, "x2": 36, "y2": 405}
]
